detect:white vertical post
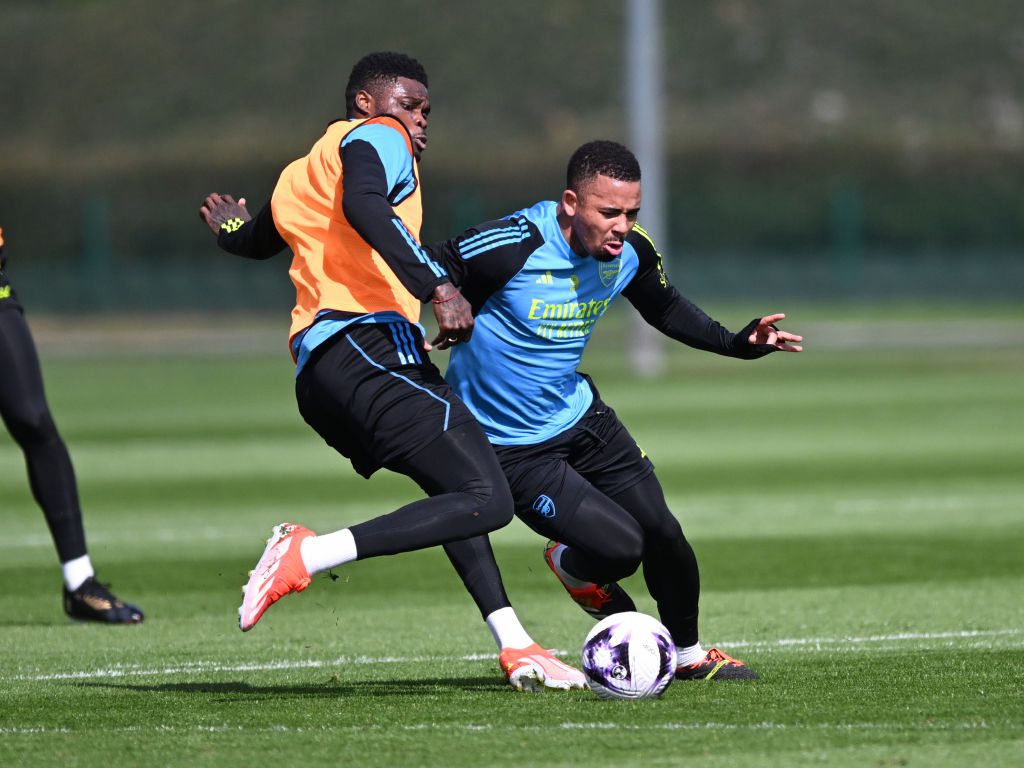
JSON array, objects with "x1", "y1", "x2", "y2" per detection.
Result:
[{"x1": 626, "y1": 0, "x2": 666, "y2": 376}]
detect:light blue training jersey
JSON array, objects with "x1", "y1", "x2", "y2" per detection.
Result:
[{"x1": 445, "y1": 201, "x2": 640, "y2": 445}]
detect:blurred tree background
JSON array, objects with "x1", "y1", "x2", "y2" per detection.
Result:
[{"x1": 1, "y1": 0, "x2": 1022, "y2": 312}]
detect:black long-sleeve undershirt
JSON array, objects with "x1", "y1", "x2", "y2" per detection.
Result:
[
  {"x1": 621, "y1": 228, "x2": 776, "y2": 360},
  {"x1": 339, "y1": 138, "x2": 448, "y2": 301}
]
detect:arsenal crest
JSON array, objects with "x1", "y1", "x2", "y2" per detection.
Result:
[{"x1": 598, "y1": 258, "x2": 621, "y2": 287}]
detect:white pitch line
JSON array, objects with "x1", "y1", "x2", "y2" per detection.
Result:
[
  {"x1": 724, "y1": 628, "x2": 1023, "y2": 650},
  {"x1": 11, "y1": 653, "x2": 496, "y2": 682},
  {"x1": 6, "y1": 628, "x2": 1022, "y2": 683}
]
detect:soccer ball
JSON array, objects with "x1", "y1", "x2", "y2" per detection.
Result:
[{"x1": 581, "y1": 611, "x2": 677, "y2": 700}]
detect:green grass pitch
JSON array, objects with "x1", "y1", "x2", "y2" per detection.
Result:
[{"x1": 1, "y1": 304, "x2": 1022, "y2": 766}]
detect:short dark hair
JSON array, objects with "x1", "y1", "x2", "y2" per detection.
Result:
[
  {"x1": 566, "y1": 140, "x2": 641, "y2": 192},
  {"x1": 345, "y1": 52, "x2": 428, "y2": 115}
]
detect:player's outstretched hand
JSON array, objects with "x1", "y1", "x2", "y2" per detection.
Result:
[
  {"x1": 199, "y1": 193, "x2": 251, "y2": 235},
  {"x1": 428, "y1": 283, "x2": 474, "y2": 351},
  {"x1": 749, "y1": 313, "x2": 803, "y2": 352}
]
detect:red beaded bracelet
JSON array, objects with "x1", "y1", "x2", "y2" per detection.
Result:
[{"x1": 432, "y1": 290, "x2": 461, "y2": 304}]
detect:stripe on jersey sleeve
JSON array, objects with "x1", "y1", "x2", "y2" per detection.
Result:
[
  {"x1": 390, "y1": 218, "x2": 447, "y2": 278},
  {"x1": 458, "y1": 219, "x2": 532, "y2": 260}
]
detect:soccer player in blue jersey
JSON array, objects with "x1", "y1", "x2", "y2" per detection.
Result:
[{"x1": 426, "y1": 140, "x2": 803, "y2": 680}]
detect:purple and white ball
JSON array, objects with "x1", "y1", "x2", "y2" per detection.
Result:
[{"x1": 581, "y1": 611, "x2": 677, "y2": 700}]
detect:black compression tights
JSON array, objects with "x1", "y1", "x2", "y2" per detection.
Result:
[
  {"x1": 558, "y1": 474, "x2": 701, "y2": 648},
  {"x1": 0, "y1": 309, "x2": 87, "y2": 563},
  {"x1": 348, "y1": 421, "x2": 515, "y2": 618}
]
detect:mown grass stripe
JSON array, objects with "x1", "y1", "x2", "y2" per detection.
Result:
[{"x1": 3, "y1": 719, "x2": 1019, "y2": 736}]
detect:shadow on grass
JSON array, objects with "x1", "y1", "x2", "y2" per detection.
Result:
[
  {"x1": 77, "y1": 676, "x2": 505, "y2": 697},
  {"x1": 0, "y1": 617, "x2": 149, "y2": 628},
  {"x1": 0, "y1": 620, "x2": 71, "y2": 628}
]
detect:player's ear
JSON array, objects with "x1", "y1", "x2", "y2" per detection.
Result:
[
  {"x1": 353, "y1": 89, "x2": 374, "y2": 117},
  {"x1": 561, "y1": 189, "x2": 578, "y2": 216}
]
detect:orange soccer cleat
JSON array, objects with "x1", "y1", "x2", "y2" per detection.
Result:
[
  {"x1": 499, "y1": 642, "x2": 587, "y2": 691},
  {"x1": 544, "y1": 541, "x2": 636, "y2": 621},
  {"x1": 239, "y1": 523, "x2": 315, "y2": 631}
]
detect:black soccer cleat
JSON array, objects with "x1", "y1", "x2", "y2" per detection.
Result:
[
  {"x1": 63, "y1": 577, "x2": 144, "y2": 624},
  {"x1": 675, "y1": 647, "x2": 758, "y2": 681}
]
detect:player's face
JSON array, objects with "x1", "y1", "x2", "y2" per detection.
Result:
[
  {"x1": 562, "y1": 174, "x2": 642, "y2": 260},
  {"x1": 373, "y1": 77, "x2": 431, "y2": 159}
]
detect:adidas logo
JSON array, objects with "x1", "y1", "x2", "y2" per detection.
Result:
[{"x1": 535, "y1": 271, "x2": 554, "y2": 285}]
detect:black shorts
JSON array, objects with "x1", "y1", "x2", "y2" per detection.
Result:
[
  {"x1": 493, "y1": 392, "x2": 655, "y2": 532},
  {"x1": 295, "y1": 322, "x2": 477, "y2": 478}
]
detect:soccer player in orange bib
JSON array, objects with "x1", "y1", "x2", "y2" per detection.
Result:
[{"x1": 199, "y1": 52, "x2": 584, "y2": 691}]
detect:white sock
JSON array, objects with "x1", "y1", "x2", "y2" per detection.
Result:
[
  {"x1": 549, "y1": 543, "x2": 591, "y2": 589},
  {"x1": 62, "y1": 555, "x2": 94, "y2": 592},
  {"x1": 485, "y1": 607, "x2": 534, "y2": 650},
  {"x1": 676, "y1": 642, "x2": 707, "y2": 667},
  {"x1": 300, "y1": 529, "x2": 357, "y2": 576}
]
